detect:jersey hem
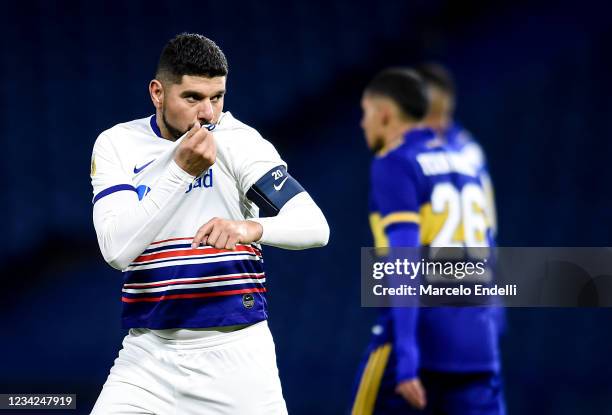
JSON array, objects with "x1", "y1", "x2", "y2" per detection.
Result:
[
  {"x1": 419, "y1": 360, "x2": 501, "y2": 373},
  {"x1": 121, "y1": 310, "x2": 268, "y2": 330}
]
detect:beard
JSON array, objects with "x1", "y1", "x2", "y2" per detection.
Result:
[
  {"x1": 161, "y1": 109, "x2": 216, "y2": 140},
  {"x1": 162, "y1": 109, "x2": 189, "y2": 141}
]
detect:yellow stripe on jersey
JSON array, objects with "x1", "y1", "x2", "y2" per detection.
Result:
[
  {"x1": 418, "y1": 202, "x2": 447, "y2": 245},
  {"x1": 369, "y1": 213, "x2": 389, "y2": 249},
  {"x1": 380, "y1": 211, "x2": 420, "y2": 228},
  {"x1": 453, "y1": 218, "x2": 465, "y2": 242},
  {"x1": 373, "y1": 205, "x2": 487, "y2": 247},
  {"x1": 370, "y1": 212, "x2": 418, "y2": 255},
  {"x1": 419, "y1": 202, "x2": 471, "y2": 245},
  {"x1": 470, "y1": 200, "x2": 486, "y2": 243},
  {"x1": 351, "y1": 343, "x2": 392, "y2": 415}
]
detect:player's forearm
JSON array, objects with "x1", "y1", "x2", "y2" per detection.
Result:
[
  {"x1": 250, "y1": 192, "x2": 329, "y2": 249},
  {"x1": 391, "y1": 307, "x2": 420, "y2": 382},
  {"x1": 387, "y1": 225, "x2": 421, "y2": 382},
  {"x1": 93, "y1": 161, "x2": 195, "y2": 270}
]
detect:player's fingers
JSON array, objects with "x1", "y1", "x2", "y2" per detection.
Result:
[
  {"x1": 206, "y1": 224, "x2": 223, "y2": 248},
  {"x1": 194, "y1": 134, "x2": 211, "y2": 153},
  {"x1": 192, "y1": 228, "x2": 208, "y2": 249},
  {"x1": 194, "y1": 128, "x2": 215, "y2": 146},
  {"x1": 192, "y1": 220, "x2": 215, "y2": 248},
  {"x1": 415, "y1": 391, "x2": 426, "y2": 409},
  {"x1": 420, "y1": 394, "x2": 427, "y2": 409},
  {"x1": 190, "y1": 114, "x2": 202, "y2": 131},
  {"x1": 396, "y1": 382, "x2": 425, "y2": 410},
  {"x1": 215, "y1": 233, "x2": 230, "y2": 250},
  {"x1": 189, "y1": 123, "x2": 211, "y2": 149},
  {"x1": 408, "y1": 384, "x2": 426, "y2": 409},
  {"x1": 404, "y1": 391, "x2": 420, "y2": 409},
  {"x1": 188, "y1": 126, "x2": 205, "y2": 144},
  {"x1": 194, "y1": 135, "x2": 216, "y2": 164},
  {"x1": 225, "y1": 235, "x2": 239, "y2": 250},
  {"x1": 185, "y1": 121, "x2": 201, "y2": 140}
]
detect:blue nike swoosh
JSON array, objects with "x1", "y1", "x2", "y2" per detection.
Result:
[{"x1": 133, "y1": 159, "x2": 155, "y2": 174}]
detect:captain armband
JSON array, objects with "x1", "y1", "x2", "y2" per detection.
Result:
[{"x1": 246, "y1": 165, "x2": 305, "y2": 217}]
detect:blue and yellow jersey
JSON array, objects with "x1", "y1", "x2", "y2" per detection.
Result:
[
  {"x1": 369, "y1": 127, "x2": 493, "y2": 250},
  {"x1": 368, "y1": 127, "x2": 501, "y2": 380},
  {"x1": 446, "y1": 122, "x2": 497, "y2": 238}
]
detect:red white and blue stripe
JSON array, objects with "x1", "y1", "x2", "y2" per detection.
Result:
[{"x1": 121, "y1": 237, "x2": 268, "y2": 329}]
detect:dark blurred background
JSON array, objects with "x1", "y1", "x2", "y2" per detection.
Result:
[{"x1": 1, "y1": 0, "x2": 611, "y2": 414}]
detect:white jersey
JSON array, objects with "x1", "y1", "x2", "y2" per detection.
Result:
[{"x1": 91, "y1": 112, "x2": 286, "y2": 329}]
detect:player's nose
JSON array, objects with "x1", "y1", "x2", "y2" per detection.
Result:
[{"x1": 197, "y1": 99, "x2": 214, "y2": 124}]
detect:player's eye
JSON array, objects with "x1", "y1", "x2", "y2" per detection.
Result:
[
  {"x1": 185, "y1": 96, "x2": 198, "y2": 103},
  {"x1": 211, "y1": 94, "x2": 223, "y2": 103}
]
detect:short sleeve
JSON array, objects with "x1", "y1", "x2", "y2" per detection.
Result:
[{"x1": 370, "y1": 154, "x2": 422, "y2": 229}]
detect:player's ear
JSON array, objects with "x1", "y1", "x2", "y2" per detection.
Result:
[
  {"x1": 149, "y1": 79, "x2": 164, "y2": 110},
  {"x1": 380, "y1": 102, "x2": 391, "y2": 127}
]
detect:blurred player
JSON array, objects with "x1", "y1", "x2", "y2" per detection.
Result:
[
  {"x1": 350, "y1": 68, "x2": 504, "y2": 414},
  {"x1": 415, "y1": 63, "x2": 497, "y2": 235},
  {"x1": 89, "y1": 33, "x2": 329, "y2": 414}
]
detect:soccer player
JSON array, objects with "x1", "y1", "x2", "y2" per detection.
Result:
[
  {"x1": 415, "y1": 63, "x2": 497, "y2": 235},
  {"x1": 350, "y1": 69, "x2": 504, "y2": 414},
  {"x1": 89, "y1": 33, "x2": 329, "y2": 414}
]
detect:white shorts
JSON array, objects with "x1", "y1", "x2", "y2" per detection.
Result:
[{"x1": 91, "y1": 321, "x2": 288, "y2": 414}]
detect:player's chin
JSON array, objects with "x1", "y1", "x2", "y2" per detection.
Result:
[
  {"x1": 369, "y1": 140, "x2": 384, "y2": 153},
  {"x1": 364, "y1": 135, "x2": 379, "y2": 150}
]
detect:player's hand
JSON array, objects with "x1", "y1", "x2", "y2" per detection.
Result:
[
  {"x1": 395, "y1": 378, "x2": 427, "y2": 410},
  {"x1": 191, "y1": 218, "x2": 263, "y2": 250},
  {"x1": 174, "y1": 121, "x2": 216, "y2": 177}
]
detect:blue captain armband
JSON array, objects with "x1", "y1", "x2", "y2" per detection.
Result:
[{"x1": 246, "y1": 165, "x2": 305, "y2": 217}]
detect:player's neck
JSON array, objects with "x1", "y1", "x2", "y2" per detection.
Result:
[{"x1": 381, "y1": 120, "x2": 416, "y2": 152}]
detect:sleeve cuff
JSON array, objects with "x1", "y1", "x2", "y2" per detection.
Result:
[
  {"x1": 394, "y1": 344, "x2": 420, "y2": 383},
  {"x1": 396, "y1": 368, "x2": 419, "y2": 383},
  {"x1": 248, "y1": 217, "x2": 269, "y2": 244}
]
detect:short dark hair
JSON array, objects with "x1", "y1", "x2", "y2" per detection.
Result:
[
  {"x1": 414, "y1": 63, "x2": 455, "y2": 96},
  {"x1": 364, "y1": 68, "x2": 428, "y2": 121},
  {"x1": 156, "y1": 33, "x2": 228, "y2": 83}
]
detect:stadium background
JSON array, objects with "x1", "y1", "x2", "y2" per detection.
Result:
[{"x1": 1, "y1": 0, "x2": 610, "y2": 414}]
